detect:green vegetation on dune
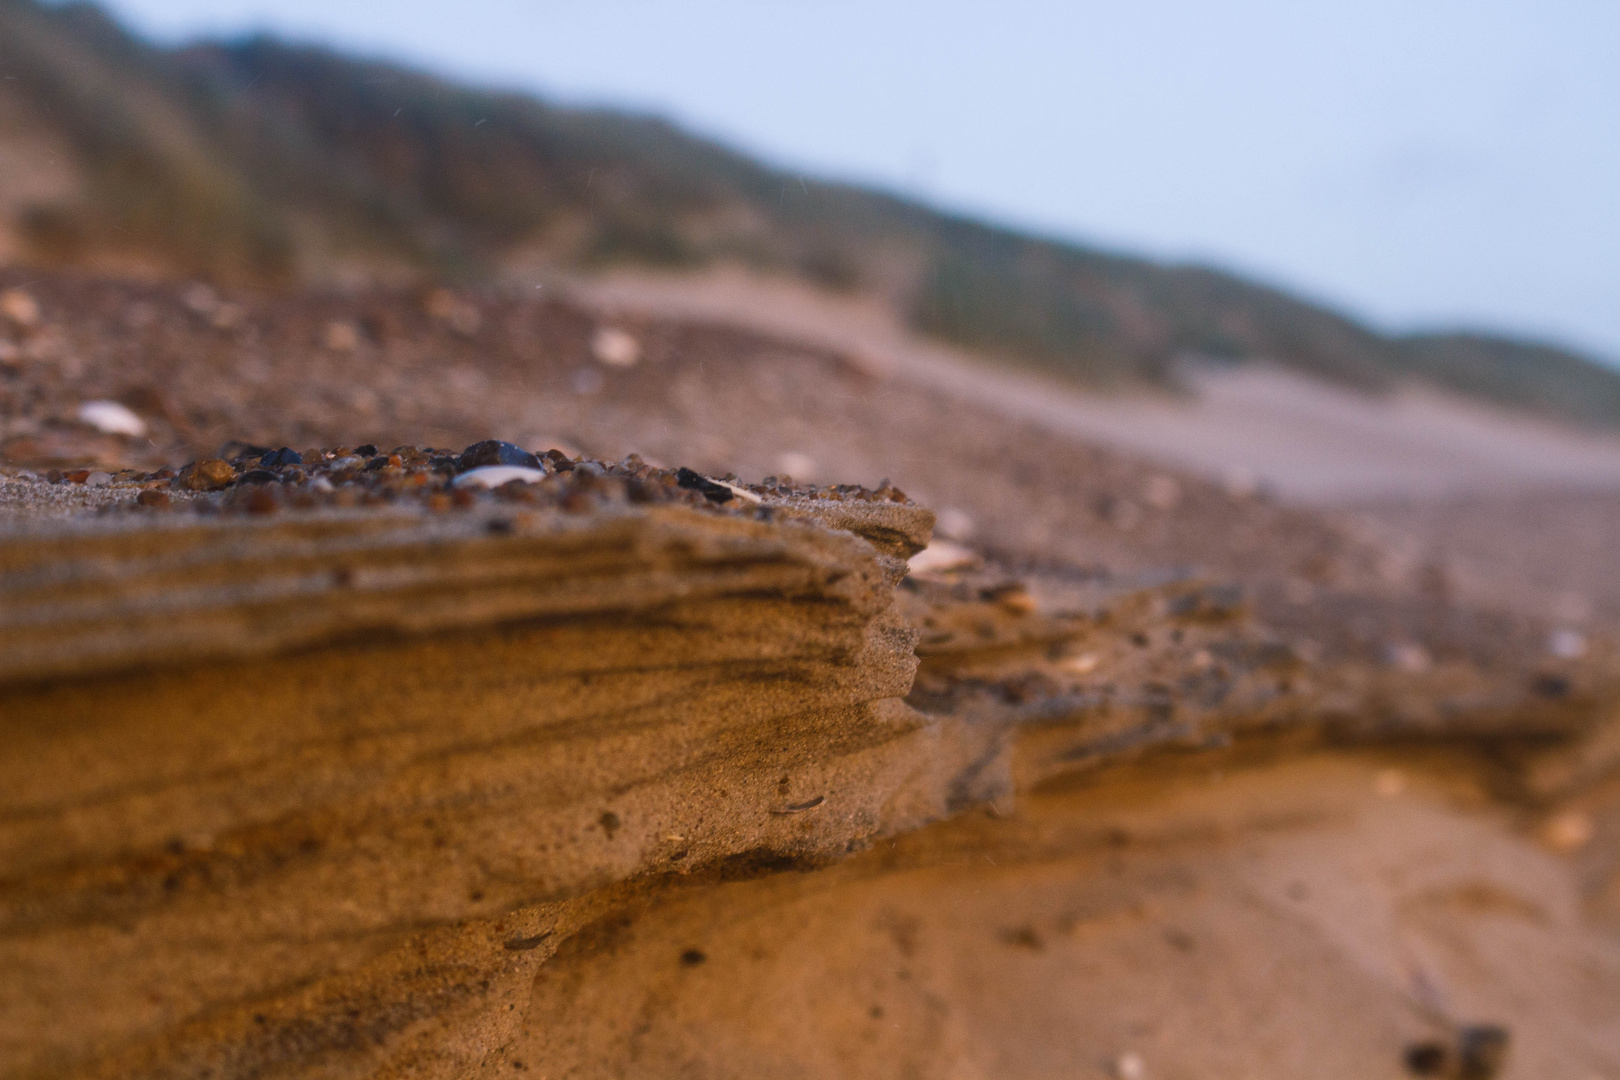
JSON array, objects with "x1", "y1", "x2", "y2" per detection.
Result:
[{"x1": 3, "y1": 0, "x2": 1619, "y2": 425}]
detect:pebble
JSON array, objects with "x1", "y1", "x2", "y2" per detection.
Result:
[
  {"x1": 1542, "y1": 809, "x2": 1593, "y2": 853},
  {"x1": 1546, "y1": 628, "x2": 1587, "y2": 660},
  {"x1": 907, "y1": 540, "x2": 979, "y2": 576},
  {"x1": 1059, "y1": 652, "x2": 1100, "y2": 675},
  {"x1": 0, "y1": 288, "x2": 40, "y2": 328},
  {"x1": 178, "y1": 459, "x2": 237, "y2": 492},
  {"x1": 77, "y1": 400, "x2": 148, "y2": 437},
  {"x1": 591, "y1": 326, "x2": 641, "y2": 367},
  {"x1": 1112, "y1": 1051, "x2": 1145, "y2": 1080},
  {"x1": 260, "y1": 447, "x2": 303, "y2": 469},
  {"x1": 453, "y1": 465, "x2": 547, "y2": 489},
  {"x1": 1405, "y1": 1024, "x2": 1510, "y2": 1079},
  {"x1": 457, "y1": 439, "x2": 541, "y2": 471},
  {"x1": 1458, "y1": 1025, "x2": 1510, "y2": 1079},
  {"x1": 1384, "y1": 641, "x2": 1433, "y2": 674}
]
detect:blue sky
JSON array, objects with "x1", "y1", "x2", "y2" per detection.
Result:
[{"x1": 94, "y1": 0, "x2": 1620, "y2": 361}]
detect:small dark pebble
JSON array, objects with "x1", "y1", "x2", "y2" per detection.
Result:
[
  {"x1": 239, "y1": 469, "x2": 278, "y2": 484},
  {"x1": 679, "y1": 949, "x2": 707, "y2": 966},
  {"x1": 1405, "y1": 1025, "x2": 1510, "y2": 1079},
  {"x1": 458, "y1": 439, "x2": 541, "y2": 471},
  {"x1": 676, "y1": 466, "x2": 733, "y2": 503},
  {"x1": 1458, "y1": 1026, "x2": 1509, "y2": 1079},
  {"x1": 354, "y1": 444, "x2": 379, "y2": 457},
  {"x1": 1531, "y1": 673, "x2": 1571, "y2": 699},
  {"x1": 1405, "y1": 1042, "x2": 1450, "y2": 1076},
  {"x1": 259, "y1": 447, "x2": 302, "y2": 468}
]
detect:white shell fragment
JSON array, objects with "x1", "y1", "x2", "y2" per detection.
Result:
[
  {"x1": 590, "y1": 326, "x2": 641, "y2": 367},
  {"x1": 907, "y1": 540, "x2": 979, "y2": 576},
  {"x1": 713, "y1": 478, "x2": 762, "y2": 504},
  {"x1": 453, "y1": 465, "x2": 547, "y2": 488},
  {"x1": 77, "y1": 400, "x2": 148, "y2": 437}
]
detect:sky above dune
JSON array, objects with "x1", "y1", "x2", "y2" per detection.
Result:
[{"x1": 95, "y1": 0, "x2": 1620, "y2": 362}]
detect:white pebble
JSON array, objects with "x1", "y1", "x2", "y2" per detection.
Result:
[
  {"x1": 907, "y1": 540, "x2": 979, "y2": 576},
  {"x1": 1384, "y1": 642, "x2": 1432, "y2": 673},
  {"x1": 1, "y1": 288, "x2": 40, "y2": 327},
  {"x1": 1059, "y1": 652, "x2": 1100, "y2": 675},
  {"x1": 1113, "y1": 1051, "x2": 1145, "y2": 1080},
  {"x1": 1547, "y1": 628, "x2": 1587, "y2": 660},
  {"x1": 591, "y1": 326, "x2": 641, "y2": 367},
  {"x1": 77, "y1": 400, "x2": 148, "y2": 437},
  {"x1": 453, "y1": 465, "x2": 547, "y2": 488}
]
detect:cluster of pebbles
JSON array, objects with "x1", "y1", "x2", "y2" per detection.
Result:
[{"x1": 33, "y1": 439, "x2": 915, "y2": 519}]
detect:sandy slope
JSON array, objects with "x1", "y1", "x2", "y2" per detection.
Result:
[{"x1": 567, "y1": 268, "x2": 1620, "y2": 503}]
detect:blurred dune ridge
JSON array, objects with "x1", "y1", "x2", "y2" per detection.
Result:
[{"x1": 1, "y1": 0, "x2": 1619, "y2": 429}]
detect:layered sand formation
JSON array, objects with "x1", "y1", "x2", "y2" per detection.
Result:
[{"x1": 2, "y1": 443, "x2": 1618, "y2": 1078}]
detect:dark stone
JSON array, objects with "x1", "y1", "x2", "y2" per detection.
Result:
[
  {"x1": 259, "y1": 447, "x2": 302, "y2": 468},
  {"x1": 1531, "y1": 673, "x2": 1571, "y2": 698},
  {"x1": 354, "y1": 444, "x2": 379, "y2": 457},
  {"x1": 679, "y1": 949, "x2": 706, "y2": 967},
  {"x1": 364, "y1": 456, "x2": 390, "y2": 471},
  {"x1": 1405, "y1": 1042, "x2": 1451, "y2": 1076},
  {"x1": 239, "y1": 469, "x2": 278, "y2": 484},
  {"x1": 676, "y1": 467, "x2": 733, "y2": 503},
  {"x1": 457, "y1": 440, "x2": 541, "y2": 472},
  {"x1": 1458, "y1": 1026, "x2": 1509, "y2": 1079}
]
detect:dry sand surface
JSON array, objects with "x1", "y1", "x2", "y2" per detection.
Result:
[{"x1": 527, "y1": 750, "x2": 1620, "y2": 1080}]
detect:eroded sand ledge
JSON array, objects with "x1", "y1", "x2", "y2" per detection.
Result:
[{"x1": 2, "y1": 473, "x2": 1618, "y2": 1079}]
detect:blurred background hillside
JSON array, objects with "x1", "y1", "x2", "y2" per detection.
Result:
[{"x1": 3, "y1": 0, "x2": 1620, "y2": 429}]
